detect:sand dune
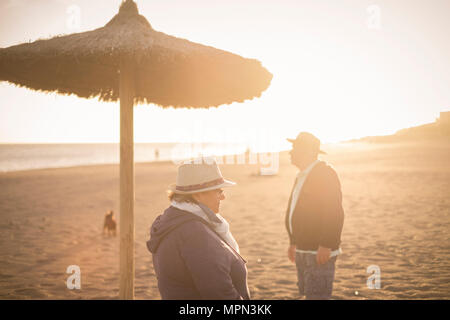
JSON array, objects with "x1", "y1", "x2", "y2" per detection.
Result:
[{"x1": 0, "y1": 141, "x2": 449, "y2": 299}]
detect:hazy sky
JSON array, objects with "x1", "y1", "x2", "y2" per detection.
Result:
[{"x1": 0, "y1": 0, "x2": 449, "y2": 147}]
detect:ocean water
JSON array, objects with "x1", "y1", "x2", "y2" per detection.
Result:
[{"x1": 0, "y1": 143, "x2": 249, "y2": 172}]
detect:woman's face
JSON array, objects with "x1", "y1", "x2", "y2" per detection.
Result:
[{"x1": 193, "y1": 189, "x2": 225, "y2": 213}]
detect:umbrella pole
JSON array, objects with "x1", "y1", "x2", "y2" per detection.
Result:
[{"x1": 119, "y1": 60, "x2": 135, "y2": 300}]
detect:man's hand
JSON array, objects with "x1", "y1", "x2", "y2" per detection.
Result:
[
  {"x1": 316, "y1": 246, "x2": 331, "y2": 265},
  {"x1": 288, "y1": 245, "x2": 296, "y2": 263}
]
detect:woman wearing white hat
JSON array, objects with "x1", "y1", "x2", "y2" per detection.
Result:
[{"x1": 147, "y1": 157, "x2": 249, "y2": 300}]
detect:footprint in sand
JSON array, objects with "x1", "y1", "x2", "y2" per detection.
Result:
[
  {"x1": 275, "y1": 279, "x2": 291, "y2": 285},
  {"x1": 39, "y1": 283, "x2": 57, "y2": 288},
  {"x1": 13, "y1": 288, "x2": 48, "y2": 299},
  {"x1": 383, "y1": 285, "x2": 409, "y2": 292}
]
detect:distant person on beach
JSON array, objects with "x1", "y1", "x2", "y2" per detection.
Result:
[
  {"x1": 146, "y1": 157, "x2": 249, "y2": 299},
  {"x1": 285, "y1": 132, "x2": 344, "y2": 300}
]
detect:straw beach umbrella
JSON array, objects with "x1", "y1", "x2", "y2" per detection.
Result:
[{"x1": 0, "y1": 0, "x2": 272, "y2": 299}]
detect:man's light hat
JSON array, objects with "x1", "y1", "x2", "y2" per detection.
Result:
[{"x1": 287, "y1": 132, "x2": 327, "y2": 154}]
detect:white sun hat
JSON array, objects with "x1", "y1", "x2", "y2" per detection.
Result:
[{"x1": 169, "y1": 157, "x2": 236, "y2": 194}]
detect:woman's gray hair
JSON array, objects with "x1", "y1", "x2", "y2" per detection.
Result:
[{"x1": 167, "y1": 190, "x2": 198, "y2": 204}]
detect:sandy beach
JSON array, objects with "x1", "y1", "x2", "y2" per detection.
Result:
[{"x1": 0, "y1": 141, "x2": 449, "y2": 300}]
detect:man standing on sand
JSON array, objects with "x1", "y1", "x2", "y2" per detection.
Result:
[{"x1": 285, "y1": 132, "x2": 344, "y2": 300}]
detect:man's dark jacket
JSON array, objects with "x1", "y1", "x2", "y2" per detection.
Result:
[
  {"x1": 285, "y1": 161, "x2": 344, "y2": 251},
  {"x1": 147, "y1": 206, "x2": 250, "y2": 300}
]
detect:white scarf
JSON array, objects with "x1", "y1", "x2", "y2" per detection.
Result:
[{"x1": 171, "y1": 200, "x2": 240, "y2": 253}]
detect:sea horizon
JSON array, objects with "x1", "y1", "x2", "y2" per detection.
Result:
[{"x1": 0, "y1": 142, "x2": 282, "y2": 173}]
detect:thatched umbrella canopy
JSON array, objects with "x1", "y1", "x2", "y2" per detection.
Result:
[
  {"x1": 0, "y1": 0, "x2": 271, "y2": 107},
  {"x1": 0, "y1": 0, "x2": 272, "y2": 299}
]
